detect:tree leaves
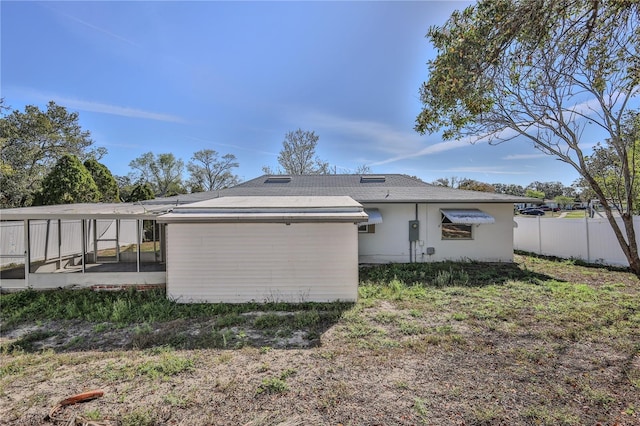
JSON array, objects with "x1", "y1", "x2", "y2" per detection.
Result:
[
  {"x1": 35, "y1": 155, "x2": 100, "y2": 205},
  {"x1": 0, "y1": 101, "x2": 103, "y2": 207}
]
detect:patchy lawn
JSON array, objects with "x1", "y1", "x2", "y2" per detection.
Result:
[{"x1": 1, "y1": 254, "x2": 639, "y2": 425}]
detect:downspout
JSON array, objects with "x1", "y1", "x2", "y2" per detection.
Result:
[{"x1": 415, "y1": 204, "x2": 419, "y2": 263}]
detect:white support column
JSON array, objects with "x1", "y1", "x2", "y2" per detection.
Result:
[
  {"x1": 137, "y1": 220, "x2": 141, "y2": 272},
  {"x1": 24, "y1": 219, "x2": 30, "y2": 288},
  {"x1": 81, "y1": 219, "x2": 86, "y2": 273}
]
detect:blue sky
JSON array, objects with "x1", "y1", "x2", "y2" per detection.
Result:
[{"x1": 2, "y1": 0, "x2": 586, "y2": 186}]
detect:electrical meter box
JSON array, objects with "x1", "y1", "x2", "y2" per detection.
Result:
[{"x1": 408, "y1": 220, "x2": 420, "y2": 241}]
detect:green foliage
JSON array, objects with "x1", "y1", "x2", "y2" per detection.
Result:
[
  {"x1": 0, "y1": 288, "x2": 351, "y2": 329},
  {"x1": 34, "y1": 154, "x2": 100, "y2": 205},
  {"x1": 129, "y1": 152, "x2": 185, "y2": 197},
  {"x1": 256, "y1": 377, "x2": 289, "y2": 394},
  {"x1": 457, "y1": 178, "x2": 495, "y2": 193},
  {"x1": 127, "y1": 182, "x2": 155, "y2": 202},
  {"x1": 136, "y1": 352, "x2": 194, "y2": 379},
  {"x1": 84, "y1": 158, "x2": 119, "y2": 202},
  {"x1": 415, "y1": 0, "x2": 640, "y2": 274},
  {"x1": 525, "y1": 189, "x2": 545, "y2": 200},
  {"x1": 0, "y1": 101, "x2": 103, "y2": 207},
  {"x1": 583, "y1": 113, "x2": 640, "y2": 215}
]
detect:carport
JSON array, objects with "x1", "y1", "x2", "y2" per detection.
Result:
[{"x1": 157, "y1": 196, "x2": 367, "y2": 303}]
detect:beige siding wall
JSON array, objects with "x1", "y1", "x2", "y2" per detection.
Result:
[{"x1": 166, "y1": 222, "x2": 359, "y2": 303}]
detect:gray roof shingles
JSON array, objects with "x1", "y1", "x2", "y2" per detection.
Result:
[{"x1": 148, "y1": 174, "x2": 535, "y2": 205}]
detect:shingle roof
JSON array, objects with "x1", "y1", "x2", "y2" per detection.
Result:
[{"x1": 149, "y1": 174, "x2": 536, "y2": 205}]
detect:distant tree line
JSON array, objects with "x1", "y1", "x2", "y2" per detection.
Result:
[
  {"x1": 0, "y1": 101, "x2": 242, "y2": 207},
  {"x1": 430, "y1": 176, "x2": 601, "y2": 206},
  {"x1": 1, "y1": 101, "x2": 634, "y2": 213}
]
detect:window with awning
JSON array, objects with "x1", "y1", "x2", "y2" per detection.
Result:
[
  {"x1": 360, "y1": 208, "x2": 383, "y2": 225},
  {"x1": 440, "y1": 209, "x2": 495, "y2": 224},
  {"x1": 440, "y1": 209, "x2": 494, "y2": 240}
]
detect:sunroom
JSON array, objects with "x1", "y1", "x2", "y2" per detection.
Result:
[{"x1": 0, "y1": 202, "x2": 173, "y2": 291}]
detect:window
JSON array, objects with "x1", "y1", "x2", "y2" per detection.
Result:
[
  {"x1": 441, "y1": 214, "x2": 472, "y2": 240},
  {"x1": 358, "y1": 224, "x2": 376, "y2": 233}
]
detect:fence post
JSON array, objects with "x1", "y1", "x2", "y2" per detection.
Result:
[
  {"x1": 585, "y1": 216, "x2": 591, "y2": 263},
  {"x1": 537, "y1": 215, "x2": 542, "y2": 255}
]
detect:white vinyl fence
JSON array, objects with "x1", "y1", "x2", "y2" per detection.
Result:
[{"x1": 514, "y1": 216, "x2": 640, "y2": 267}]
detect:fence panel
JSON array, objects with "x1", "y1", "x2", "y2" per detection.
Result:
[{"x1": 514, "y1": 216, "x2": 640, "y2": 267}]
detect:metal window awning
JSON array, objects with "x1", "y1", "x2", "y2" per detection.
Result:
[
  {"x1": 441, "y1": 209, "x2": 495, "y2": 224},
  {"x1": 360, "y1": 208, "x2": 383, "y2": 225}
]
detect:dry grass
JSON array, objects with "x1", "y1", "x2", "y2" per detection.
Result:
[{"x1": 1, "y1": 254, "x2": 639, "y2": 425}]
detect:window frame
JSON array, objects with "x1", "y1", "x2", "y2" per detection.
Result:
[
  {"x1": 441, "y1": 214, "x2": 473, "y2": 240},
  {"x1": 358, "y1": 224, "x2": 376, "y2": 234}
]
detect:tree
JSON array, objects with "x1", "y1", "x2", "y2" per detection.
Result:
[
  {"x1": 187, "y1": 149, "x2": 240, "y2": 192},
  {"x1": 354, "y1": 164, "x2": 372, "y2": 174},
  {"x1": 493, "y1": 183, "x2": 525, "y2": 197},
  {"x1": 129, "y1": 152, "x2": 185, "y2": 197},
  {"x1": 265, "y1": 129, "x2": 330, "y2": 175},
  {"x1": 525, "y1": 189, "x2": 545, "y2": 200},
  {"x1": 84, "y1": 158, "x2": 119, "y2": 202},
  {"x1": 127, "y1": 182, "x2": 155, "y2": 202},
  {"x1": 581, "y1": 113, "x2": 640, "y2": 215},
  {"x1": 34, "y1": 154, "x2": 100, "y2": 205},
  {"x1": 554, "y1": 195, "x2": 575, "y2": 210},
  {"x1": 457, "y1": 178, "x2": 495, "y2": 193},
  {"x1": 415, "y1": 0, "x2": 640, "y2": 275},
  {"x1": 0, "y1": 101, "x2": 105, "y2": 207},
  {"x1": 525, "y1": 181, "x2": 565, "y2": 200}
]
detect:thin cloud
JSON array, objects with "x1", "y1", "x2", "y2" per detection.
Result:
[
  {"x1": 503, "y1": 153, "x2": 548, "y2": 160},
  {"x1": 43, "y1": 4, "x2": 140, "y2": 47},
  {"x1": 6, "y1": 87, "x2": 187, "y2": 123},
  {"x1": 186, "y1": 136, "x2": 278, "y2": 157},
  {"x1": 447, "y1": 166, "x2": 530, "y2": 175},
  {"x1": 370, "y1": 138, "x2": 480, "y2": 166},
  {"x1": 58, "y1": 97, "x2": 187, "y2": 123},
  {"x1": 302, "y1": 111, "x2": 423, "y2": 155}
]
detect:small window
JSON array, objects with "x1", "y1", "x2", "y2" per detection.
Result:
[
  {"x1": 358, "y1": 224, "x2": 376, "y2": 234},
  {"x1": 441, "y1": 214, "x2": 472, "y2": 240}
]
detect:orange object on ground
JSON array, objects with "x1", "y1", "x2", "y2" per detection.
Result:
[{"x1": 58, "y1": 390, "x2": 104, "y2": 406}]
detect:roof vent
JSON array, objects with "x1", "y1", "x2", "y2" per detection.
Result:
[
  {"x1": 360, "y1": 175, "x2": 386, "y2": 183},
  {"x1": 265, "y1": 176, "x2": 292, "y2": 183}
]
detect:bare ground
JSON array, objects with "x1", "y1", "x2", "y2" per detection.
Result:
[{"x1": 1, "y1": 255, "x2": 639, "y2": 426}]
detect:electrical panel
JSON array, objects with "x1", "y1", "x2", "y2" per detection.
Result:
[{"x1": 409, "y1": 220, "x2": 419, "y2": 241}]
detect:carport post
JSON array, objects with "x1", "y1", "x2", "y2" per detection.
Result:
[
  {"x1": 136, "y1": 220, "x2": 141, "y2": 272},
  {"x1": 24, "y1": 219, "x2": 29, "y2": 288}
]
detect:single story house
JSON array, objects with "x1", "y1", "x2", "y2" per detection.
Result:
[
  {"x1": 0, "y1": 174, "x2": 534, "y2": 302},
  {"x1": 158, "y1": 174, "x2": 534, "y2": 264}
]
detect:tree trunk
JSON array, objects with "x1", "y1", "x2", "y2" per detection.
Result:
[{"x1": 602, "y1": 208, "x2": 640, "y2": 277}]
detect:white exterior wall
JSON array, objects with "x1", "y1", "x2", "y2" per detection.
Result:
[
  {"x1": 425, "y1": 203, "x2": 514, "y2": 262},
  {"x1": 358, "y1": 204, "x2": 417, "y2": 263},
  {"x1": 359, "y1": 203, "x2": 514, "y2": 263},
  {"x1": 166, "y1": 222, "x2": 359, "y2": 303}
]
